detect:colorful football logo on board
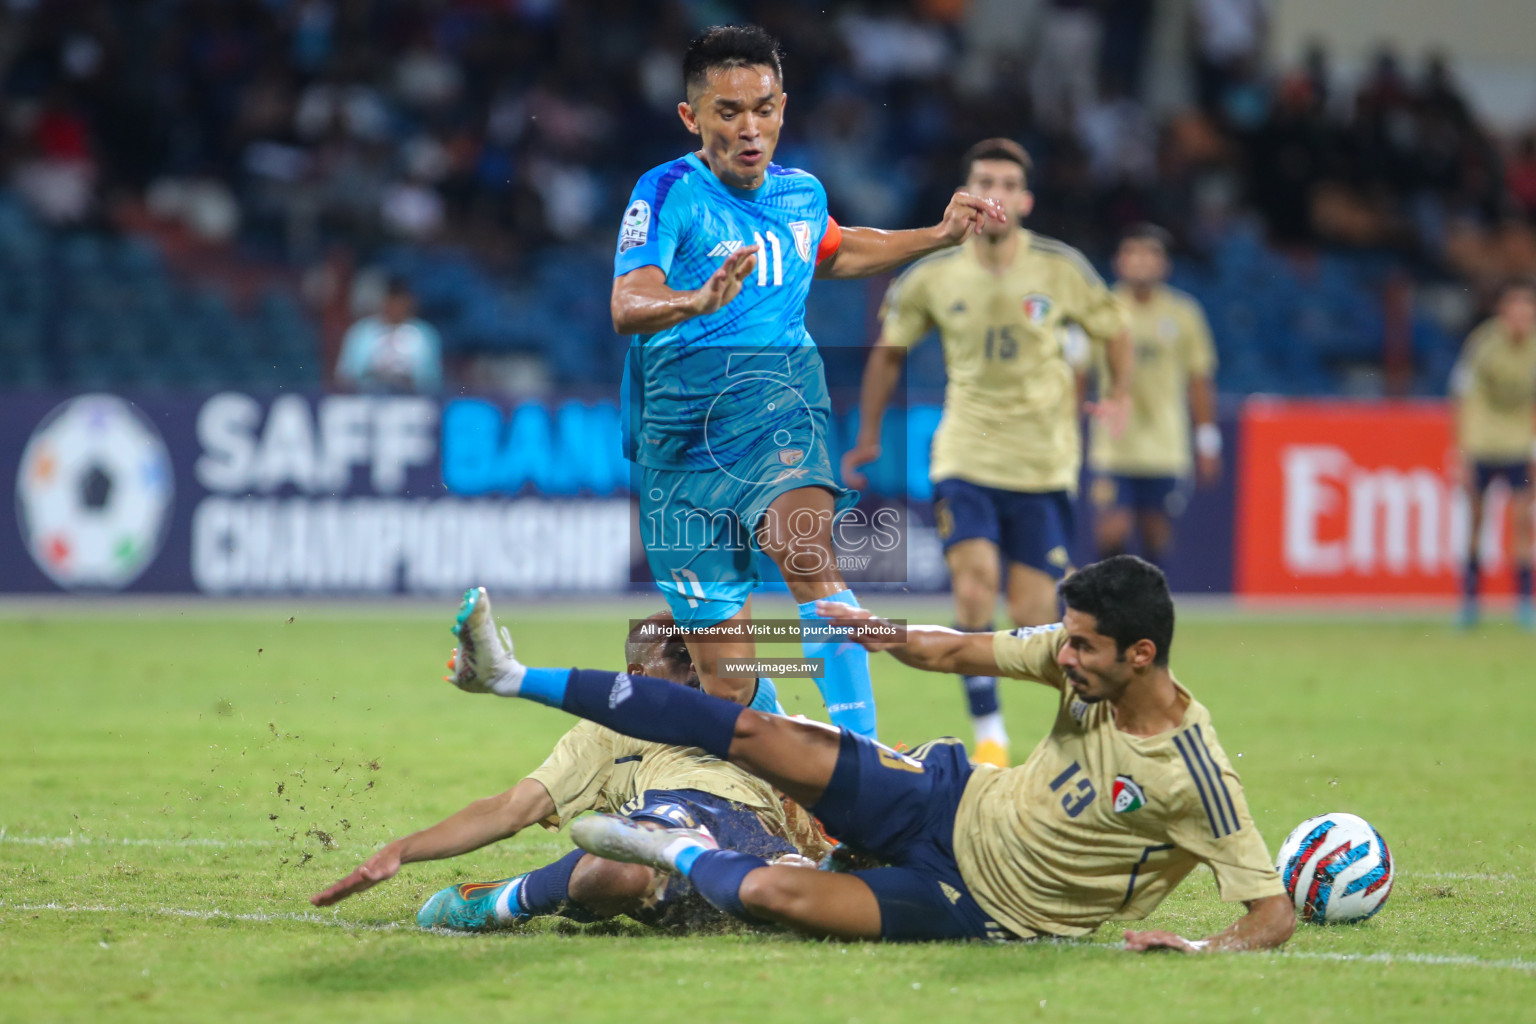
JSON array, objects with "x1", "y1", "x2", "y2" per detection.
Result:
[{"x1": 16, "y1": 394, "x2": 173, "y2": 589}]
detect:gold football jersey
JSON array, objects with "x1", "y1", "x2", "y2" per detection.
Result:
[
  {"x1": 1089, "y1": 284, "x2": 1216, "y2": 477},
  {"x1": 527, "y1": 720, "x2": 790, "y2": 836},
  {"x1": 880, "y1": 230, "x2": 1126, "y2": 493},
  {"x1": 950, "y1": 625, "x2": 1283, "y2": 939},
  {"x1": 1454, "y1": 318, "x2": 1536, "y2": 462}
]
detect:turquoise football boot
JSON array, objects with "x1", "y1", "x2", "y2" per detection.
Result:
[
  {"x1": 1456, "y1": 597, "x2": 1479, "y2": 630},
  {"x1": 416, "y1": 875, "x2": 529, "y2": 931}
]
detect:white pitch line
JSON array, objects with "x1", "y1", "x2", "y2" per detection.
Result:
[
  {"x1": 1404, "y1": 871, "x2": 1521, "y2": 882},
  {"x1": 0, "y1": 834, "x2": 276, "y2": 848},
  {"x1": 1, "y1": 901, "x2": 405, "y2": 933},
  {"x1": 1276, "y1": 950, "x2": 1536, "y2": 973},
  {"x1": 0, "y1": 832, "x2": 576, "y2": 857},
  {"x1": 7, "y1": 903, "x2": 1536, "y2": 972}
]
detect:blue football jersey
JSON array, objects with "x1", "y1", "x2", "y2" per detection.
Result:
[{"x1": 614, "y1": 152, "x2": 836, "y2": 471}]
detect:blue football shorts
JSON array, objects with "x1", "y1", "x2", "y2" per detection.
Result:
[
  {"x1": 932, "y1": 477, "x2": 1075, "y2": 581},
  {"x1": 620, "y1": 787, "x2": 796, "y2": 927},
  {"x1": 809, "y1": 731, "x2": 1018, "y2": 941},
  {"x1": 641, "y1": 429, "x2": 857, "y2": 627},
  {"x1": 1474, "y1": 461, "x2": 1532, "y2": 493}
]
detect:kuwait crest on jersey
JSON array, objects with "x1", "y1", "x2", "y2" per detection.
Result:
[
  {"x1": 1022, "y1": 294, "x2": 1054, "y2": 323},
  {"x1": 789, "y1": 220, "x2": 813, "y2": 262},
  {"x1": 1112, "y1": 775, "x2": 1146, "y2": 813}
]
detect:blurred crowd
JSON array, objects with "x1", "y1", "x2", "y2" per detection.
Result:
[{"x1": 2, "y1": 0, "x2": 1535, "y2": 390}]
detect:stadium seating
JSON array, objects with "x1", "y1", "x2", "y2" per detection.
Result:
[
  {"x1": 0, "y1": 187, "x2": 1468, "y2": 396},
  {"x1": 0, "y1": 190, "x2": 321, "y2": 392}
]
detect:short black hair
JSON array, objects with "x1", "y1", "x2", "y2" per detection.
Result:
[
  {"x1": 384, "y1": 275, "x2": 413, "y2": 298},
  {"x1": 961, "y1": 138, "x2": 1033, "y2": 187},
  {"x1": 1498, "y1": 276, "x2": 1536, "y2": 301},
  {"x1": 1119, "y1": 222, "x2": 1174, "y2": 252},
  {"x1": 625, "y1": 612, "x2": 696, "y2": 685},
  {"x1": 1058, "y1": 556, "x2": 1175, "y2": 667},
  {"x1": 683, "y1": 25, "x2": 783, "y2": 99}
]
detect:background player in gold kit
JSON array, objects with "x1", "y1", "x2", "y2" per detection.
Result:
[
  {"x1": 1451, "y1": 278, "x2": 1536, "y2": 629},
  {"x1": 449, "y1": 558, "x2": 1295, "y2": 950},
  {"x1": 1089, "y1": 224, "x2": 1220, "y2": 568},
  {"x1": 843, "y1": 139, "x2": 1132, "y2": 767}
]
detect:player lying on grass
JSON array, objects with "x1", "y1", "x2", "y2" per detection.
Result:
[
  {"x1": 312, "y1": 612, "x2": 826, "y2": 931},
  {"x1": 445, "y1": 557, "x2": 1296, "y2": 948}
]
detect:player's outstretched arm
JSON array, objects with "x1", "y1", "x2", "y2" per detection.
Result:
[
  {"x1": 310, "y1": 779, "x2": 556, "y2": 907},
  {"x1": 841, "y1": 335, "x2": 908, "y2": 489},
  {"x1": 1084, "y1": 327, "x2": 1134, "y2": 436},
  {"x1": 610, "y1": 246, "x2": 758, "y2": 334},
  {"x1": 813, "y1": 602, "x2": 1001, "y2": 676},
  {"x1": 1124, "y1": 893, "x2": 1296, "y2": 954},
  {"x1": 815, "y1": 192, "x2": 1006, "y2": 280}
]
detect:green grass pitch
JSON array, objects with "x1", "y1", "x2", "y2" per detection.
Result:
[{"x1": 1, "y1": 600, "x2": 1532, "y2": 1022}]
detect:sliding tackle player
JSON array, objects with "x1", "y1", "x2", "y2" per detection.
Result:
[{"x1": 440, "y1": 558, "x2": 1295, "y2": 948}]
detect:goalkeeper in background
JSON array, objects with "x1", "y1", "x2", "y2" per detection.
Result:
[
  {"x1": 1088, "y1": 224, "x2": 1220, "y2": 569},
  {"x1": 843, "y1": 138, "x2": 1130, "y2": 767}
]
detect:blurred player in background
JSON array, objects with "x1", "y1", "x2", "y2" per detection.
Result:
[
  {"x1": 1451, "y1": 278, "x2": 1536, "y2": 630},
  {"x1": 312, "y1": 612, "x2": 824, "y2": 931},
  {"x1": 1089, "y1": 224, "x2": 1220, "y2": 568},
  {"x1": 445, "y1": 559, "x2": 1294, "y2": 950},
  {"x1": 334, "y1": 276, "x2": 442, "y2": 393},
  {"x1": 843, "y1": 139, "x2": 1130, "y2": 766},
  {"x1": 612, "y1": 26, "x2": 1003, "y2": 737}
]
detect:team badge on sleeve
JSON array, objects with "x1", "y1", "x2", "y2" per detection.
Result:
[
  {"x1": 789, "y1": 221, "x2": 812, "y2": 262},
  {"x1": 619, "y1": 200, "x2": 650, "y2": 252},
  {"x1": 1112, "y1": 775, "x2": 1146, "y2": 813}
]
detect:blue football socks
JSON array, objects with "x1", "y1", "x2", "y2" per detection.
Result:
[
  {"x1": 676, "y1": 848, "x2": 766, "y2": 921},
  {"x1": 750, "y1": 676, "x2": 786, "y2": 715},
  {"x1": 516, "y1": 667, "x2": 743, "y2": 759},
  {"x1": 518, "y1": 848, "x2": 585, "y2": 916},
  {"x1": 798, "y1": 590, "x2": 878, "y2": 739},
  {"x1": 956, "y1": 622, "x2": 1000, "y2": 718}
]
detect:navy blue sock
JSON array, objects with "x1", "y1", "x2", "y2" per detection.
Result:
[
  {"x1": 956, "y1": 623, "x2": 999, "y2": 718},
  {"x1": 518, "y1": 848, "x2": 585, "y2": 916},
  {"x1": 1464, "y1": 556, "x2": 1482, "y2": 601},
  {"x1": 1518, "y1": 564, "x2": 1533, "y2": 599},
  {"x1": 556, "y1": 669, "x2": 743, "y2": 759},
  {"x1": 677, "y1": 848, "x2": 766, "y2": 921}
]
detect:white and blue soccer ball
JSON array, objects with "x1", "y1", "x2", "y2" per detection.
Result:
[{"x1": 1275, "y1": 812, "x2": 1393, "y2": 925}]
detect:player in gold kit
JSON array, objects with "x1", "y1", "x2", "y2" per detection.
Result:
[
  {"x1": 843, "y1": 139, "x2": 1131, "y2": 767},
  {"x1": 449, "y1": 558, "x2": 1295, "y2": 949},
  {"x1": 312, "y1": 613, "x2": 822, "y2": 931},
  {"x1": 1452, "y1": 278, "x2": 1536, "y2": 630},
  {"x1": 1089, "y1": 224, "x2": 1220, "y2": 567}
]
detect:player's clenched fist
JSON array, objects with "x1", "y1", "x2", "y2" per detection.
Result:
[
  {"x1": 936, "y1": 190, "x2": 1007, "y2": 244},
  {"x1": 690, "y1": 244, "x2": 760, "y2": 316}
]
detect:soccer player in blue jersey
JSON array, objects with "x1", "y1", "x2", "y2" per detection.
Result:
[{"x1": 613, "y1": 25, "x2": 1004, "y2": 737}]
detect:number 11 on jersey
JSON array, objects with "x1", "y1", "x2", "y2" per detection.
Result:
[{"x1": 752, "y1": 231, "x2": 783, "y2": 287}]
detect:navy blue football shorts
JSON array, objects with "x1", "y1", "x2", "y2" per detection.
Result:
[
  {"x1": 1092, "y1": 473, "x2": 1187, "y2": 516},
  {"x1": 621, "y1": 788, "x2": 796, "y2": 925},
  {"x1": 932, "y1": 477, "x2": 1074, "y2": 580},
  {"x1": 809, "y1": 731, "x2": 1015, "y2": 941},
  {"x1": 1474, "y1": 461, "x2": 1532, "y2": 493}
]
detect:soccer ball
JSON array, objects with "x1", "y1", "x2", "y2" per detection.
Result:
[{"x1": 1274, "y1": 812, "x2": 1393, "y2": 924}]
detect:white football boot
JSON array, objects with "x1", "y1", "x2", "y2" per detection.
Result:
[
  {"x1": 571, "y1": 814, "x2": 719, "y2": 875},
  {"x1": 446, "y1": 586, "x2": 525, "y2": 696}
]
